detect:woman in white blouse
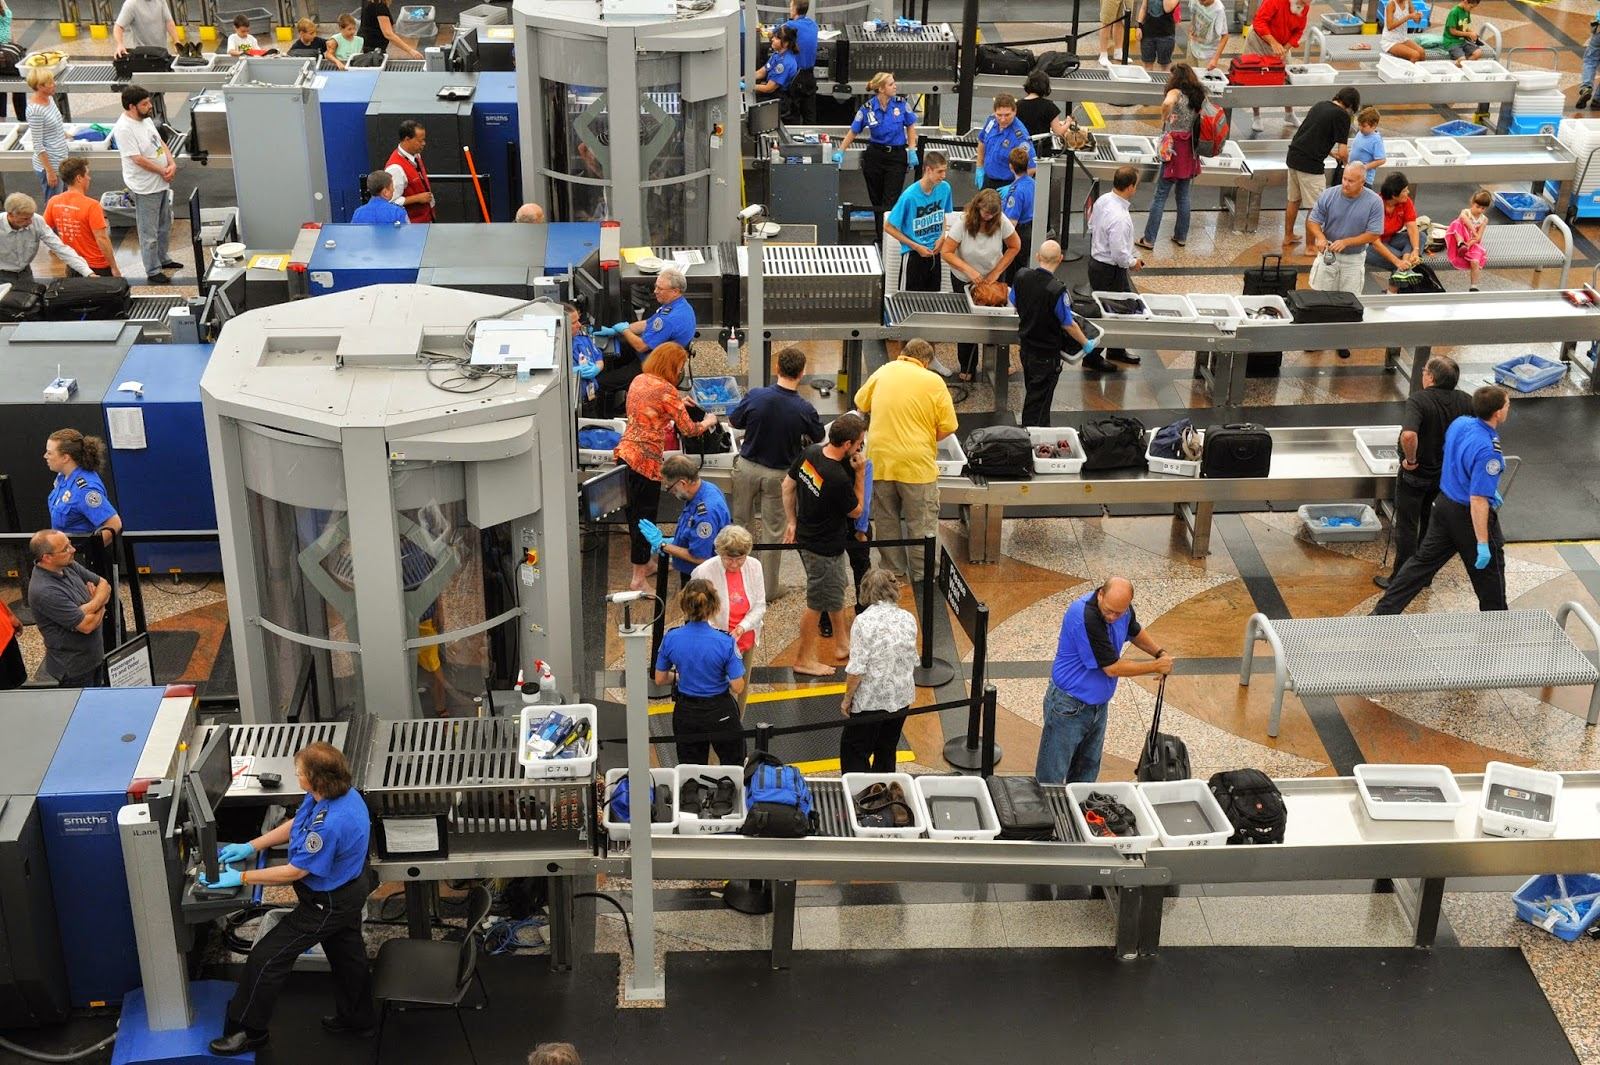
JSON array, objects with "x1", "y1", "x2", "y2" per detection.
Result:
[
  {"x1": 690, "y1": 525, "x2": 766, "y2": 713},
  {"x1": 840, "y1": 567, "x2": 919, "y2": 773}
]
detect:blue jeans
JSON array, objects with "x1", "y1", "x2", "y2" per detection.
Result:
[
  {"x1": 1141, "y1": 175, "x2": 1192, "y2": 244},
  {"x1": 131, "y1": 189, "x2": 172, "y2": 275},
  {"x1": 1366, "y1": 231, "x2": 1412, "y2": 269},
  {"x1": 37, "y1": 172, "x2": 63, "y2": 204},
  {"x1": 1583, "y1": 30, "x2": 1600, "y2": 90},
  {"x1": 1036, "y1": 682, "x2": 1109, "y2": 785}
]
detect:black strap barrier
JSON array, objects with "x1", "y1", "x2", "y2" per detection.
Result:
[
  {"x1": 599, "y1": 696, "x2": 968, "y2": 750},
  {"x1": 936, "y1": 547, "x2": 999, "y2": 771}
]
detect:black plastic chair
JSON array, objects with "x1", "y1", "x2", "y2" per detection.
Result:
[{"x1": 370, "y1": 884, "x2": 493, "y2": 1065}]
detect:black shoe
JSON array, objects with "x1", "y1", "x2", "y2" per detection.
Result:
[
  {"x1": 209, "y1": 1030, "x2": 269, "y2": 1056},
  {"x1": 1578, "y1": 86, "x2": 1593, "y2": 109},
  {"x1": 321, "y1": 1015, "x2": 376, "y2": 1037},
  {"x1": 1373, "y1": 573, "x2": 1391, "y2": 589},
  {"x1": 145, "y1": 272, "x2": 171, "y2": 285},
  {"x1": 1082, "y1": 355, "x2": 1114, "y2": 373},
  {"x1": 1107, "y1": 351, "x2": 1142, "y2": 366},
  {"x1": 1337, "y1": 348, "x2": 1351, "y2": 359},
  {"x1": 1590, "y1": 95, "x2": 1600, "y2": 111},
  {"x1": 819, "y1": 611, "x2": 833, "y2": 638},
  {"x1": 161, "y1": 260, "x2": 182, "y2": 270}
]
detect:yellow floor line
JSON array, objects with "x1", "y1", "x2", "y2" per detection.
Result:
[
  {"x1": 1082, "y1": 102, "x2": 1105, "y2": 129},
  {"x1": 791, "y1": 749, "x2": 916, "y2": 775}
]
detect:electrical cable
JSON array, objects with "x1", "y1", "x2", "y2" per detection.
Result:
[
  {"x1": 0, "y1": 1032, "x2": 117, "y2": 1063},
  {"x1": 573, "y1": 891, "x2": 633, "y2": 953}
]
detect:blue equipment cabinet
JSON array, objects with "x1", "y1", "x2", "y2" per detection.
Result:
[
  {"x1": 318, "y1": 69, "x2": 382, "y2": 223},
  {"x1": 471, "y1": 71, "x2": 518, "y2": 222},
  {"x1": 103, "y1": 345, "x2": 220, "y2": 574},
  {"x1": 36, "y1": 687, "x2": 169, "y2": 1007},
  {"x1": 305, "y1": 222, "x2": 428, "y2": 293}
]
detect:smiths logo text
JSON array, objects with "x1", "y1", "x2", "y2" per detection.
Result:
[{"x1": 59, "y1": 812, "x2": 113, "y2": 836}]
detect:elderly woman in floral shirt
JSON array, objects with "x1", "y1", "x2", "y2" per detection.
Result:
[{"x1": 616, "y1": 341, "x2": 718, "y2": 590}]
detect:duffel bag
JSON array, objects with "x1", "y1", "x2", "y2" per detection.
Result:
[
  {"x1": 113, "y1": 46, "x2": 173, "y2": 79},
  {"x1": 1208, "y1": 768, "x2": 1287, "y2": 844},
  {"x1": 977, "y1": 43, "x2": 1036, "y2": 75},
  {"x1": 964, "y1": 424, "x2": 1035, "y2": 480},
  {"x1": 986, "y1": 775, "x2": 1056, "y2": 841},
  {"x1": 1285, "y1": 289, "x2": 1364, "y2": 323},
  {"x1": 1078, "y1": 415, "x2": 1146, "y2": 471},
  {"x1": 40, "y1": 276, "x2": 133, "y2": 321},
  {"x1": 0, "y1": 278, "x2": 42, "y2": 322},
  {"x1": 1200, "y1": 422, "x2": 1272, "y2": 478},
  {"x1": 1227, "y1": 53, "x2": 1286, "y2": 85},
  {"x1": 1033, "y1": 50, "x2": 1080, "y2": 77},
  {"x1": 1391, "y1": 261, "x2": 1445, "y2": 294}
]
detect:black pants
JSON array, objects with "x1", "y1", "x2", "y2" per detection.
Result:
[
  {"x1": 1086, "y1": 258, "x2": 1134, "y2": 364},
  {"x1": 0, "y1": 93, "x2": 26, "y2": 121},
  {"x1": 0, "y1": 638, "x2": 25, "y2": 690},
  {"x1": 1020, "y1": 346, "x2": 1069, "y2": 426},
  {"x1": 1372, "y1": 496, "x2": 1507, "y2": 615},
  {"x1": 227, "y1": 875, "x2": 375, "y2": 1035},
  {"x1": 623, "y1": 464, "x2": 662, "y2": 565},
  {"x1": 861, "y1": 143, "x2": 907, "y2": 244},
  {"x1": 846, "y1": 532, "x2": 871, "y2": 608},
  {"x1": 673, "y1": 690, "x2": 746, "y2": 766},
  {"x1": 901, "y1": 249, "x2": 940, "y2": 292},
  {"x1": 950, "y1": 276, "x2": 982, "y2": 378},
  {"x1": 793, "y1": 66, "x2": 818, "y2": 123},
  {"x1": 1391, "y1": 475, "x2": 1439, "y2": 575},
  {"x1": 56, "y1": 664, "x2": 105, "y2": 688},
  {"x1": 840, "y1": 708, "x2": 906, "y2": 773}
]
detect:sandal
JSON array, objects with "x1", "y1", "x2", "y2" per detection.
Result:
[
  {"x1": 1134, "y1": 238, "x2": 1156, "y2": 251},
  {"x1": 704, "y1": 775, "x2": 737, "y2": 818},
  {"x1": 679, "y1": 779, "x2": 705, "y2": 815},
  {"x1": 1172, "y1": 238, "x2": 1186, "y2": 247}
]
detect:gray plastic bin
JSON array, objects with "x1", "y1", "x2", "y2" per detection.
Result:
[{"x1": 1298, "y1": 504, "x2": 1382, "y2": 543}]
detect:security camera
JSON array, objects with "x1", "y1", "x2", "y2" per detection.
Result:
[{"x1": 738, "y1": 204, "x2": 767, "y2": 222}]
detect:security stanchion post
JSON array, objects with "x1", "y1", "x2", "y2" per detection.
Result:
[
  {"x1": 648, "y1": 560, "x2": 672, "y2": 698},
  {"x1": 942, "y1": 580, "x2": 1001, "y2": 771},
  {"x1": 913, "y1": 535, "x2": 957, "y2": 688},
  {"x1": 980, "y1": 683, "x2": 999, "y2": 777}
]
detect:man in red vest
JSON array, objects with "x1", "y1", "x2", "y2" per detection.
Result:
[{"x1": 384, "y1": 119, "x2": 435, "y2": 223}]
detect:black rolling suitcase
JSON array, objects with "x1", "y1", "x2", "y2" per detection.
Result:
[
  {"x1": 1135, "y1": 676, "x2": 1190, "y2": 782},
  {"x1": 40, "y1": 276, "x2": 132, "y2": 321},
  {"x1": 1238, "y1": 253, "x2": 1300, "y2": 377}
]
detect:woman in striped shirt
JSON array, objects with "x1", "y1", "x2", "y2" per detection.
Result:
[{"x1": 26, "y1": 67, "x2": 69, "y2": 203}]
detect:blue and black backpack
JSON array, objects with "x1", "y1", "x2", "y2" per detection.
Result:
[{"x1": 741, "y1": 752, "x2": 815, "y2": 838}]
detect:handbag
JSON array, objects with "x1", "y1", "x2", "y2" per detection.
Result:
[
  {"x1": 1078, "y1": 415, "x2": 1147, "y2": 471},
  {"x1": 1151, "y1": 419, "x2": 1202, "y2": 461},
  {"x1": 970, "y1": 279, "x2": 1010, "y2": 306}
]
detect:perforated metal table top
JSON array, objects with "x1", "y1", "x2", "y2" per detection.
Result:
[{"x1": 1422, "y1": 225, "x2": 1569, "y2": 271}]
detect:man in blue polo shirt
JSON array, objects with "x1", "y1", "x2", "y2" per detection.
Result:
[
  {"x1": 350, "y1": 170, "x2": 407, "y2": 224},
  {"x1": 729, "y1": 345, "x2": 826, "y2": 600},
  {"x1": 600, "y1": 266, "x2": 697, "y2": 356},
  {"x1": 1372, "y1": 384, "x2": 1510, "y2": 615},
  {"x1": 975, "y1": 93, "x2": 1036, "y2": 190},
  {"x1": 784, "y1": 0, "x2": 819, "y2": 122},
  {"x1": 1037, "y1": 577, "x2": 1173, "y2": 784},
  {"x1": 884, "y1": 150, "x2": 953, "y2": 292},
  {"x1": 659, "y1": 455, "x2": 732, "y2": 585}
]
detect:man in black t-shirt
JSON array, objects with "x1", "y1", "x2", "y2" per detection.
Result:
[
  {"x1": 1375, "y1": 355, "x2": 1474, "y2": 589},
  {"x1": 1283, "y1": 87, "x2": 1358, "y2": 248},
  {"x1": 783, "y1": 412, "x2": 866, "y2": 677}
]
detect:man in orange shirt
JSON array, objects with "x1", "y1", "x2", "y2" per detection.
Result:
[{"x1": 43, "y1": 157, "x2": 120, "y2": 278}]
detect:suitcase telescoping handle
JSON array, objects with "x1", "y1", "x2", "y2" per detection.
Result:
[
  {"x1": 1258, "y1": 253, "x2": 1286, "y2": 286},
  {"x1": 1144, "y1": 674, "x2": 1167, "y2": 761}
]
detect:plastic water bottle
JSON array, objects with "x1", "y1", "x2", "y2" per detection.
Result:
[{"x1": 534, "y1": 659, "x2": 558, "y2": 703}]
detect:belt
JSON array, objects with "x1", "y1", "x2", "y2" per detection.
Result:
[{"x1": 866, "y1": 142, "x2": 906, "y2": 150}]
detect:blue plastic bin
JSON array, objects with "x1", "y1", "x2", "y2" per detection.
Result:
[
  {"x1": 1384, "y1": 0, "x2": 1430, "y2": 30},
  {"x1": 1494, "y1": 354, "x2": 1565, "y2": 392},
  {"x1": 1509, "y1": 114, "x2": 1560, "y2": 136},
  {"x1": 1430, "y1": 119, "x2": 1487, "y2": 137},
  {"x1": 690, "y1": 375, "x2": 745, "y2": 415},
  {"x1": 1545, "y1": 180, "x2": 1600, "y2": 219},
  {"x1": 1513, "y1": 874, "x2": 1600, "y2": 942},
  {"x1": 1492, "y1": 191, "x2": 1552, "y2": 223}
]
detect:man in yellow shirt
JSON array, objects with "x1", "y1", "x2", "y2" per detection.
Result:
[{"x1": 853, "y1": 338, "x2": 958, "y2": 580}]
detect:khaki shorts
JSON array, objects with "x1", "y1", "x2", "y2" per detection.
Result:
[
  {"x1": 1100, "y1": 0, "x2": 1128, "y2": 27},
  {"x1": 1286, "y1": 169, "x2": 1327, "y2": 205},
  {"x1": 799, "y1": 549, "x2": 849, "y2": 613}
]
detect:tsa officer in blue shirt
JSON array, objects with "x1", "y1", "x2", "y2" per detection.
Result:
[
  {"x1": 656, "y1": 579, "x2": 747, "y2": 765},
  {"x1": 206, "y1": 742, "x2": 376, "y2": 1055},
  {"x1": 1373, "y1": 384, "x2": 1511, "y2": 615},
  {"x1": 784, "y1": 0, "x2": 819, "y2": 122},
  {"x1": 45, "y1": 429, "x2": 122, "y2": 648},
  {"x1": 975, "y1": 92, "x2": 1036, "y2": 189},
  {"x1": 998, "y1": 145, "x2": 1036, "y2": 283},
  {"x1": 754, "y1": 25, "x2": 800, "y2": 114},
  {"x1": 599, "y1": 266, "x2": 697, "y2": 358},
  {"x1": 834, "y1": 72, "x2": 920, "y2": 243},
  {"x1": 659, "y1": 454, "x2": 732, "y2": 585}
]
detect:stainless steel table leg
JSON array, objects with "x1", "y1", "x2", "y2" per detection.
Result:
[
  {"x1": 1396, "y1": 877, "x2": 1446, "y2": 948},
  {"x1": 965, "y1": 503, "x2": 1002, "y2": 564},
  {"x1": 993, "y1": 345, "x2": 1011, "y2": 414},
  {"x1": 1112, "y1": 885, "x2": 1164, "y2": 959},
  {"x1": 770, "y1": 879, "x2": 796, "y2": 969},
  {"x1": 548, "y1": 875, "x2": 576, "y2": 971},
  {"x1": 1179, "y1": 501, "x2": 1215, "y2": 557},
  {"x1": 404, "y1": 881, "x2": 433, "y2": 940}
]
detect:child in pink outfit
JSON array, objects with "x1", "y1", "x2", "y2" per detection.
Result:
[{"x1": 1445, "y1": 188, "x2": 1491, "y2": 290}]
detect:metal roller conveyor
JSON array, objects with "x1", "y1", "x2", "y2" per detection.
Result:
[
  {"x1": 737, "y1": 244, "x2": 884, "y2": 325},
  {"x1": 0, "y1": 58, "x2": 243, "y2": 94}
]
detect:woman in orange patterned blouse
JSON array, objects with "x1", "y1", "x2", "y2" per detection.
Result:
[{"x1": 617, "y1": 342, "x2": 718, "y2": 590}]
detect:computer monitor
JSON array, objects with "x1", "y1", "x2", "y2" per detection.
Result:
[
  {"x1": 580, "y1": 464, "x2": 628, "y2": 522},
  {"x1": 191, "y1": 725, "x2": 233, "y2": 812},
  {"x1": 184, "y1": 771, "x2": 222, "y2": 883}
]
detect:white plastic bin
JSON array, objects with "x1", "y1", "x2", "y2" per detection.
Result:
[
  {"x1": 1417, "y1": 59, "x2": 1467, "y2": 81},
  {"x1": 1139, "y1": 779, "x2": 1233, "y2": 847},
  {"x1": 1298, "y1": 503, "x2": 1382, "y2": 543},
  {"x1": 1106, "y1": 134, "x2": 1155, "y2": 162},
  {"x1": 1287, "y1": 62, "x2": 1338, "y2": 84},
  {"x1": 675, "y1": 764, "x2": 747, "y2": 835},
  {"x1": 576, "y1": 417, "x2": 625, "y2": 466},
  {"x1": 1238, "y1": 294, "x2": 1291, "y2": 322},
  {"x1": 1189, "y1": 293, "x2": 1244, "y2": 323},
  {"x1": 603, "y1": 767, "x2": 678, "y2": 839},
  {"x1": 456, "y1": 2, "x2": 508, "y2": 28},
  {"x1": 964, "y1": 287, "x2": 1016, "y2": 317},
  {"x1": 1067, "y1": 782, "x2": 1159, "y2": 854},
  {"x1": 684, "y1": 427, "x2": 743, "y2": 470},
  {"x1": 1382, "y1": 138, "x2": 1418, "y2": 166},
  {"x1": 935, "y1": 435, "x2": 967, "y2": 477},
  {"x1": 1511, "y1": 69, "x2": 1560, "y2": 92},
  {"x1": 1200, "y1": 141, "x2": 1247, "y2": 171},
  {"x1": 843, "y1": 773, "x2": 927, "y2": 839},
  {"x1": 1026, "y1": 426, "x2": 1087, "y2": 475},
  {"x1": 915, "y1": 775, "x2": 1001, "y2": 840},
  {"x1": 1105, "y1": 63, "x2": 1153, "y2": 82},
  {"x1": 1145, "y1": 427, "x2": 1204, "y2": 478},
  {"x1": 1479, "y1": 761, "x2": 1562, "y2": 838},
  {"x1": 1353, "y1": 763, "x2": 1465, "y2": 821},
  {"x1": 1461, "y1": 58, "x2": 1511, "y2": 80},
  {"x1": 517, "y1": 703, "x2": 598, "y2": 780},
  {"x1": 1416, "y1": 137, "x2": 1469, "y2": 163},
  {"x1": 1353, "y1": 425, "x2": 1403, "y2": 474},
  {"x1": 1379, "y1": 54, "x2": 1433, "y2": 83}
]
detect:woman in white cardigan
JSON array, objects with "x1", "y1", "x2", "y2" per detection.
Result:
[{"x1": 690, "y1": 525, "x2": 766, "y2": 713}]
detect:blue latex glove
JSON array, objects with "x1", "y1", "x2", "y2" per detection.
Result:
[
  {"x1": 610, "y1": 321, "x2": 630, "y2": 337},
  {"x1": 1475, "y1": 542, "x2": 1492, "y2": 570},
  {"x1": 832, "y1": 150, "x2": 844, "y2": 164},
  {"x1": 591, "y1": 325, "x2": 616, "y2": 339},
  {"x1": 1081, "y1": 336, "x2": 1098, "y2": 356},
  {"x1": 199, "y1": 868, "x2": 243, "y2": 890},
  {"x1": 576, "y1": 359, "x2": 601, "y2": 380},
  {"x1": 907, "y1": 148, "x2": 919, "y2": 166},
  {"x1": 1492, "y1": 491, "x2": 1504, "y2": 509},
  {"x1": 638, "y1": 519, "x2": 665, "y2": 554},
  {"x1": 218, "y1": 842, "x2": 255, "y2": 865}
]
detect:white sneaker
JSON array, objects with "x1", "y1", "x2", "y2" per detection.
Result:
[
  {"x1": 1284, "y1": 109, "x2": 1300, "y2": 127},
  {"x1": 1097, "y1": 52, "x2": 1111, "y2": 65}
]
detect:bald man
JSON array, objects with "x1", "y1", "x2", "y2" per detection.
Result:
[
  {"x1": 514, "y1": 203, "x2": 546, "y2": 223},
  {"x1": 1307, "y1": 162, "x2": 1383, "y2": 359},
  {"x1": 1010, "y1": 239, "x2": 1105, "y2": 424},
  {"x1": 1038, "y1": 578, "x2": 1173, "y2": 784}
]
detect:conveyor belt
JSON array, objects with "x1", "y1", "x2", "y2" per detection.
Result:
[
  {"x1": 127, "y1": 294, "x2": 188, "y2": 324},
  {"x1": 884, "y1": 290, "x2": 969, "y2": 324},
  {"x1": 809, "y1": 778, "x2": 856, "y2": 838}
]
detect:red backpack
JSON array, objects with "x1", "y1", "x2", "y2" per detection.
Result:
[{"x1": 1195, "y1": 98, "x2": 1230, "y2": 158}]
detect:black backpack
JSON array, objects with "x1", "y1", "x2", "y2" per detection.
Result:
[
  {"x1": 1208, "y1": 769, "x2": 1287, "y2": 845},
  {"x1": 963, "y1": 424, "x2": 1034, "y2": 480},
  {"x1": 1033, "y1": 50, "x2": 1080, "y2": 77},
  {"x1": 1391, "y1": 262, "x2": 1445, "y2": 295},
  {"x1": 0, "y1": 278, "x2": 42, "y2": 322},
  {"x1": 1135, "y1": 676, "x2": 1190, "y2": 782},
  {"x1": 1078, "y1": 415, "x2": 1146, "y2": 471},
  {"x1": 976, "y1": 44, "x2": 1036, "y2": 75}
]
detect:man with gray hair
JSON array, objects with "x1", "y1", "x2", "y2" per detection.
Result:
[
  {"x1": 26, "y1": 529, "x2": 111, "y2": 687},
  {"x1": 0, "y1": 191, "x2": 92, "y2": 281},
  {"x1": 598, "y1": 265, "x2": 697, "y2": 357},
  {"x1": 350, "y1": 170, "x2": 408, "y2": 225},
  {"x1": 1307, "y1": 161, "x2": 1383, "y2": 359}
]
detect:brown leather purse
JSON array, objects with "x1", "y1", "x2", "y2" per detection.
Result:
[{"x1": 970, "y1": 280, "x2": 1010, "y2": 307}]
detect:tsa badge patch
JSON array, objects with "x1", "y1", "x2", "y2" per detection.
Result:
[
  {"x1": 86, "y1": 491, "x2": 103, "y2": 508},
  {"x1": 696, "y1": 521, "x2": 714, "y2": 540},
  {"x1": 305, "y1": 831, "x2": 323, "y2": 854},
  {"x1": 1485, "y1": 458, "x2": 1502, "y2": 476}
]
